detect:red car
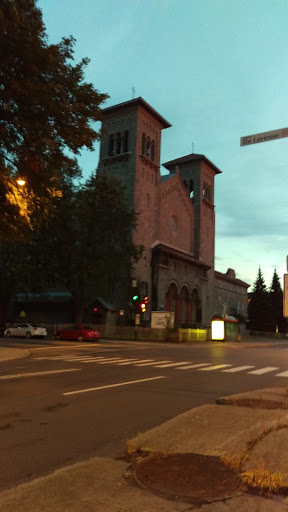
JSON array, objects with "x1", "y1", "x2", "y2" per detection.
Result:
[{"x1": 55, "y1": 324, "x2": 101, "y2": 342}]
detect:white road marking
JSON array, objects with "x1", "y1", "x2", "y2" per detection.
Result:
[
  {"x1": 222, "y1": 365, "x2": 255, "y2": 373},
  {"x1": 248, "y1": 367, "x2": 279, "y2": 375},
  {"x1": 154, "y1": 362, "x2": 191, "y2": 368},
  {"x1": 81, "y1": 358, "x2": 114, "y2": 363},
  {"x1": 115, "y1": 359, "x2": 141, "y2": 365},
  {"x1": 199, "y1": 364, "x2": 233, "y2": 371},
  {"x1": 0, "y1": 368, "x2": 81, "y2": 380},
  {"x1": 97, "y1": 358, "x2": 129, "y2": 364},
  {"x1": 176, "y1": 363, "x2": 212, "y2": 370},
  {"x1": 32, "y1": 344, "x2": 97, "y2": 350},
  {"x1": 63, "y1": 357, "x2": 105, "y2": 361},
  {"x1": 81, "y1": 357, "x2": 123, "y2": 363},
  {"x1": 275, "y1": 370, "x2": 288, "y2": 377},
  {"x1": 63, "y1": 376, "x2": 166, "y2": 396},
  {"x1": 134, "y1": 360, "x2": 169, "y2": 367}
]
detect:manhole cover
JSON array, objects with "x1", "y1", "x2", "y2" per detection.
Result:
[{"x1": 134, "y1": 453, "x2": 245, "y2": 504}]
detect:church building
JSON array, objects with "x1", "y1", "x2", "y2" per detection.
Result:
[{"x1": 98, "y1": 97, "x2": 248, "y2": 327}]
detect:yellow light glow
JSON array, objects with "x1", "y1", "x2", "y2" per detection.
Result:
[
  {"x1": 211, "y1": 320, "x2": 225, "y2": 340},
  {"x1": 16, "y1": 179, "x2": 26, "y2": 186}
]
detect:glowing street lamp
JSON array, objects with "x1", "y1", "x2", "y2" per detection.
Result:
[{"x1": 16, "y1": 178, "x2": 26, "y2": 186}]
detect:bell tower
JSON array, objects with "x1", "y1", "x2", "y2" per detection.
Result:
[
  {"x1": 98, "y1": 97, "x2": 171, "y2": 300},
  {"x1": 162, "y1": 154, "x2": 221, "y2": 268}
]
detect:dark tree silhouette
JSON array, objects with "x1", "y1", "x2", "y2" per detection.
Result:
[{"x1": 0, "y1": 0, "x2": 108, "y2": 240}]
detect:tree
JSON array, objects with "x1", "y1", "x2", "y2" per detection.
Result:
[
  {"x1": 248, "y1": 267, "x2": 271, "y2": 331},
  {"x1": 31, "y1": 173, "x2": 143, "y2": 324},
  {"x1": 0, "y1": 239, "x2": 31, "y2": 325},
  {"x1": 0, "y1": 0, "x2": 108, "y2": 240},
  {"x1": 269, "y1": 269, "x2": 286, "y2": 333}
]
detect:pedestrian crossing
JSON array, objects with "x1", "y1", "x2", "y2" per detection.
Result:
[{"x1": 35, "y1": 354, "x2": 288, "y2": 378}]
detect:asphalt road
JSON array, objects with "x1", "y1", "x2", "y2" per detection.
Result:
[{"x1": 1, "y1": 338, "x2": 288, "y2": 491}]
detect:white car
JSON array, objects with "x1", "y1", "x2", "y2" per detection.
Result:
[{"x1": 4, "y1": 323, "x2": 47, "y2": 339}]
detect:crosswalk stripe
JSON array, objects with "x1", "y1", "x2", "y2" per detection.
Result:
[
  {"x1": 64, "y1": 357, "x2": 104, "y2": 361},
  {"x1": 81, "y1": 357, "x2": 122, "y2": 363},
  {"x1": 176, "y1": 363, "x2": 211, "y2": 370},
  {"x1": 96, "y1": 358, "x2": 129, "y2": 364},
  {"x1": 275, "y1": 370, "x2": 288, "y2": 377},
  {"x1": 248, "y1": 367, "x2": 279, "y2": 375},
  {"x1": 154, "y1": 361, "x2": 191, "y2": 368},
  {"x1": 81, "y1": 358, "x2": 113, "y2": 363},
  {"x1": 133, "y1": 360, "x2": 169, "y2": 367},
  {"x1": 199, "y1": 364, "x2": 233, "y2": 372},
  {"x1": 222, "y1": 365, "x2": 255, "y2": 373},
  {"x1": 32, "y1": 356, "x2": 287, "y2": 378},
  {"x1": 114, "y1": 359, "x2": 141, "y2": 365}
]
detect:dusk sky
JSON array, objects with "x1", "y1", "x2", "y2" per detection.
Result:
[{"x1": 38, "y1": 0, "x2": 288, "y2": 290}]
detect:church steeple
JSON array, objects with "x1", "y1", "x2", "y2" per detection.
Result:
[{"x1": 163, "y1": 154, "x2": 221, "y2": 267}]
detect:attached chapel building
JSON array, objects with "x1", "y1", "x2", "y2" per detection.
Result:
[{"x1": 98, "y1": 97, "x2": 249, "y2": 327}]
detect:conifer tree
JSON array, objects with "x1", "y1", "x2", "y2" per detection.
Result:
[
  {"x1": 248, "y1": 267, "x2": 271, "y2": 331},
  {"x1": 269, "y1": 269, "x2": 286, "y2": 333}
]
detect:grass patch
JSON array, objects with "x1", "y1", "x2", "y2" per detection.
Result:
[
  {"x1": 221, "y1": 451, "x2": 248, "y2": 471},
  {"x1": 241, "y1": 469, "x2": 288, "y2": 493}
]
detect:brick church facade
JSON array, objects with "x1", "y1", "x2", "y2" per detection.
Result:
[{"x1": 98, "y1": 97, "x2": 249, "y2": 327}]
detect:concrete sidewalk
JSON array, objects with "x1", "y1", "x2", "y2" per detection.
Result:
[
  {"x1": 0, "y1": 346, "x2": 30, "y2": 361},
  {"x1": 1, "y1": 346, "x2": 288, "y2": 510}
]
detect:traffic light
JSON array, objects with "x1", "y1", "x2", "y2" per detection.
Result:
[
  {"x1": 132, "y1": 294, "x2": 139, "y2": 301},
  {"x1": 139, "y1": 302, "x2": 146, "y2": 313}
]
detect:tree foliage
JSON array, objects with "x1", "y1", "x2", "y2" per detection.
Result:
[
  {"x1": 248, "y1": 267, "x2": 286, "y2": 333},
  {"x1": 269, "y1": 269, "x2": 286, "y2": 332},
  {"x1": 248, "y1": 267, "x2": 270, "y2": 331},
  {"x1": 29, "y1": 173, "x2": 143, "y2": 323},
  {"x1": 0, "y1": 0, "x2": 108, "y2": 240}
]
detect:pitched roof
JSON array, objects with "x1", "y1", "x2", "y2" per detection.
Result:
[
  {"x1": 163, "y1": 153, "x2": 222, "y2": 174},
  {"x1": 102, "y1": 97, "x2": 171, "y2": 129},
  {"x1": 214, "y1": 270, "x2": 250, "y2": 288}
]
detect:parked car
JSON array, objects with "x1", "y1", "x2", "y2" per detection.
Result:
[
  {"x1": 4, "y1": 323, "x2": 47, "y2": 339},
  {"x1": 54, "y1": 325, "x2": 101, "y2": 342}
]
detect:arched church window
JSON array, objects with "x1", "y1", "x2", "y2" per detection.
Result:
[
  {"x1": 189, "y1": 179, "x2": 194, "y2": 199},
  {"x1": 123, "y1": 130, "x2": 129, "y2": 152},
  {"x1": 202, "y1": 181, "x2": 206, "y2": 198},
  {"x1": 116, "y1": 132, "x2": 121, "y2": 154},
  {"x1": 142, "y1": 133, "x2": 146, "y2": 154},
  {"x1": 146, "y1": 137, "x2": 151, "y2": 157},
  {"x1": 151, "y1": 140, "x2": 155, "y2": 161},
  {"x1": 108, "y1": 134, "x2": 114, "y2": 156}
]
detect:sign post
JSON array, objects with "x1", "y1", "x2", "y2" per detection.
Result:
[{"x1": 240, "y1": 127, "x2": 288, "y2": 147}]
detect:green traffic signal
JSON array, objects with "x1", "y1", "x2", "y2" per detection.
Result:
[{"x1": 132, "y1": 295, "x2": 138, "y2": 301}]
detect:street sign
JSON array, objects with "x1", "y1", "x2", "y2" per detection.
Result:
[
  {"x1": 240, "y1": 127, "x2": 288, "y2": 147},
  {"x1": 283, "y1": 274, "x2": 288, "y2": 318}
]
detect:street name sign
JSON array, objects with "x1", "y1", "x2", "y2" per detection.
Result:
[{"x1": 240, "y1": 127, "x2": 288, "y2": 147}]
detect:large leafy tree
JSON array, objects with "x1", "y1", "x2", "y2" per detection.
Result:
[
  {"x1": 31, "y1": 173, "x2": 143, "y2": 324},
  {"x1": 248, "y1": 267, "x2": 271, "y2": 331},
  {"x1": 0, "y1": 0, "x2": 108, "y2": 239},
  {"x1": 269, "y1": 269, "x2": 286, "y2": 333}
]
